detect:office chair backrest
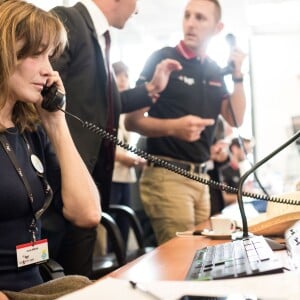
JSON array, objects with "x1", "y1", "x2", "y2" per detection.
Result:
[
  {"x1": 108, "y1": 204, "x2": 145, "y2": 248},
  {"x1": 91, "y1": 212, "x2": 127, "y2": 279},
  {"x1": 107, "y1": 204, "x2": 155, "y2": 262},
  {"x1": 91, "y1": 206, "x2": 155, "y2": 279},
  {"x1": 100, "y1": 212, "x2": 127, "y2": 265}
]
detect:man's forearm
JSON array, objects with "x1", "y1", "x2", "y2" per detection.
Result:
[
  {"x1": 230, "y1": 82, "x2": 246, "y2": 126},
  {"x1": 223, "y1": 82, "x2": 246, "y2": 127},
  {"x1": 125, "y1": 114, "x2": 176, "y2": 137}
]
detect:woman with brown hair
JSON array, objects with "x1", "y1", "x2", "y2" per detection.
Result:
[{"x1": 0, "y1": 0, "x2": 100, "y2": 298}]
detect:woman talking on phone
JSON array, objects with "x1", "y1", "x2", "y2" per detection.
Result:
[{"x1": 0, "y1": 0, "x2": 100, "y2": 298}]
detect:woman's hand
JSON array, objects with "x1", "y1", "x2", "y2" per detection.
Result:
[
  {"x1": 0, "y1": 292, "x2": 9, "y2": 300},
  {"x1": 36, "y1": 71, "x2": 66, "y2": 131},
  {"x1": 44, "y1": 70, "x2": 65, "y2": 95}
]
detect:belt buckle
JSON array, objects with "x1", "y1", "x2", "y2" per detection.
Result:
[
  {"x1": 190, "y1": 163, "x2": 204, "y2": 174},
  {"x1": 192, "y1": 162, "x2": 207, "y2": 174},
  {"x1": 200, "y1": 162, "x2": 207, "y2": 174}
]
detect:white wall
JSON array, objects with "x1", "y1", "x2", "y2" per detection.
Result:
[
  {"x1": 27, "y1": 0, "x2": 64, "y2": 10},
  {"x1": 250, "y1": 33, "x2": 300, "y2": 192}
]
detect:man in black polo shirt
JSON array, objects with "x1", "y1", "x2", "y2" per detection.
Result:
[{"x1": 125, "y1": 0, "x2": 246, "y2": 244}]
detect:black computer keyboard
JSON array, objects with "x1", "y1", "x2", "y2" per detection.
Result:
[{"x1": 185, "y1": 235, "x2": 284, "y2": 280}]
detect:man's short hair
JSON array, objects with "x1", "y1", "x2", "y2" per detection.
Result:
[
  {"x1": 229, "y1": 137, "x2": 251, "y2": 152},
  {"x1": 205, "y1": 0, "x2": 222, "y2": 21},
  {"x1": 112, "y1": 61, "x2": 129, "y2": 76}
]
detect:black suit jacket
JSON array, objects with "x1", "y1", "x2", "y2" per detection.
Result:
[{"x1": 51, "y1": 3, "x2": 152, "y2": 210}]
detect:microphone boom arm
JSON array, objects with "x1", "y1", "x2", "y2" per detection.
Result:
[{"x1": 237, "y1": 130, "x2": 300, "y2": 238}]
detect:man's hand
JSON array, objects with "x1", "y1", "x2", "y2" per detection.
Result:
[
  {"x1": 146, "y1": 59, "x2": 182, "y2": 101},
  {"x1": 169, "y1": 115, "x2": 215, "y2": 142},
  {"x1": 210, "y1": 139, "x2": 229, "y2": 162},
  {"x1": 230, "y1": 48, "x2": 246, "y2": 78},
  {"x1": 116, "y1": 153, "x2": 146, "y2": 168}
]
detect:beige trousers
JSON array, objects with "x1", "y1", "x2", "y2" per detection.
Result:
[{"x1": 140, "y1": 165, "x2": 210, "y2": 245}]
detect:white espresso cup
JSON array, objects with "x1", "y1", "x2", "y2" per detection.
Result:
[{"x1": 210, "y1": 216, "x2": 236, "y2": 235}]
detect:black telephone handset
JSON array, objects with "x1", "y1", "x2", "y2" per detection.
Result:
[{"x1": 41, "y1": 84, "x2": 65, "y2": 112}]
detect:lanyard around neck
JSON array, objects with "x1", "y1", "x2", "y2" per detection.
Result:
[{"x1": 0, "y1": 132, "x2": 53, "y2": 242}]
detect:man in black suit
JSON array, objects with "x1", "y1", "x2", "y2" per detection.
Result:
[{"x1": 43, "y1": 0, "x2": 181, "y2": 277}]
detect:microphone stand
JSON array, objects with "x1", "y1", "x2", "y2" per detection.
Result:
[{"x1": 237, "y1": 130, "x2": 300, "y2": 238}]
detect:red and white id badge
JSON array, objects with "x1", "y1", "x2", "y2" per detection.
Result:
[{"x1": 16, "y1": 239, "x2": 49, "y2": 268}]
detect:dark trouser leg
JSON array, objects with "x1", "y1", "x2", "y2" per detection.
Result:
[{"x1": 56, "y1": 224, "x2": 97, "y2": 278}]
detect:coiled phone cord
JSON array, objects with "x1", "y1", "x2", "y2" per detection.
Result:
[{"x1": 60, "y1": 108, "x2": 300, "y2": 206}]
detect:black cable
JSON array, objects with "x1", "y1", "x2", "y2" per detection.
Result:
[
  {"x1": 59, "y1": 107, "x2": 300, "y2": 207},
  {"x1": 227, "y1": 93, "x2": 270, "y2": 197}
]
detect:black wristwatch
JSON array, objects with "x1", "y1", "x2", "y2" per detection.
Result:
[{"x1": 232, "y1": 76, "x2": 244, "y2": 83}]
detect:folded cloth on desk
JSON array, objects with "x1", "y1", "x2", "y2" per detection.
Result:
[
  {"x1": 222, "y1": 201, "x2": 260, "y2": 222},
  {"x1": 57, "y1": 272, "x2": 300, "y2": 300},
  {"x1": 247, "y1": 192, "x2": 300, "y2": 237}
]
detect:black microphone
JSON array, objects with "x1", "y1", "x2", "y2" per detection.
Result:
[
  {"x1": 236, "y1": 130, "x2": 300, "y2": 240},
  {"x1": 221, "y1": 33, "x2": 236, "y2": 76}
]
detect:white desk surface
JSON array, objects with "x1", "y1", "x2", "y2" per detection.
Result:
[{"x1": 58, "y1": 270, "x2": 300, "y2": 300}]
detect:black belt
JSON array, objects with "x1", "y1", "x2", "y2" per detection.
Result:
[{"x1": 147, "y1": 159, "x2": 208, "y2": 174}]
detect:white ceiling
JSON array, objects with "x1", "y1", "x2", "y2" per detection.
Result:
[
  {"x1": 112, "y1": 0, "x2": 300, "y2": 47},
  {"x1": 34, "y1": 0, "x2": 300, "y2": 42},
  {"x1": 112, "y1": 0, "x2": 186, "y2": 46}
]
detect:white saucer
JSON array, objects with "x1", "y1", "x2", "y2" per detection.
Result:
[{"x1": 201, "y1": 230, "x2": 232, "y2": 239}]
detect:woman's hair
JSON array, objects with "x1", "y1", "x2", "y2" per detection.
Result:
[{"x1": 0, "y1": 0, "x2": 67, "y2": 132}]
